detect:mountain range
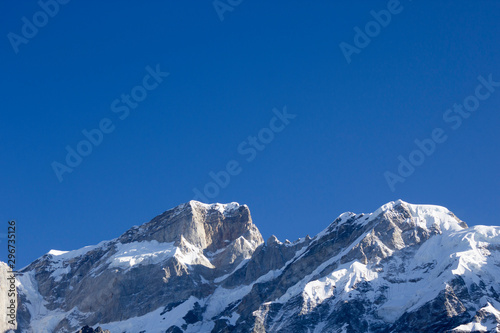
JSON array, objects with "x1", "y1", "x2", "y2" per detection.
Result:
[{"x1": 2, "y1": 200, "x2": 500, "y2": 332}]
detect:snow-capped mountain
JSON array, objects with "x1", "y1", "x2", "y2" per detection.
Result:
[{"x1": 3, "y1": 200, "x2": 500, "y2": 332}]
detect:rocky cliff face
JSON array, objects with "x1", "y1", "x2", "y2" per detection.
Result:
[{"x1": 8, "y1": 200, "x2": 500, "y2": 332}]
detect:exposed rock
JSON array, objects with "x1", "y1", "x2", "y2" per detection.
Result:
[
  {"x1": 74, "y1": 325, "x2": 110, "y2": 333},
  {"x1": 7, "y1": 200, "x2": 500, "y2": 332}
]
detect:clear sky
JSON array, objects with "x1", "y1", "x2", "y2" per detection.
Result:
[{"x1": 1, "y1": 1, "x2": 499, "y2": 268}]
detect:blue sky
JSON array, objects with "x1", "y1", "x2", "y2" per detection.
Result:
[{"x1": 1, "y1": 1, "x2": 499, "y2": 268}]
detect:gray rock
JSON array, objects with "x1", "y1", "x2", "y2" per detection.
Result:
[{"x1": 7, "y1": 200, "x2": 500, "y2": 333}]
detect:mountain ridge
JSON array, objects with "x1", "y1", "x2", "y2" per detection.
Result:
[{"x1": 3, "y1": 200, "x2": 500, "y2": 332}]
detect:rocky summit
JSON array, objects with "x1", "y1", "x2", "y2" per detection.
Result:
[{"x1": 2, "y1": 200, "x2": 500, "y2": 332}]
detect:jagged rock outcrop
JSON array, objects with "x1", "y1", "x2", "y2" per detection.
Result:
[{"x1": 8, "y1": 200, "x2": 500, "y2": 332}]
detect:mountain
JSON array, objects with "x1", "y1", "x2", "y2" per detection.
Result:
[{"x1": 2, "y1": 200, "x2": 500, "y2": 332}]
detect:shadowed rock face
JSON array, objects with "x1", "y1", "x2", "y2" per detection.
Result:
[
  {"x1": 74, "y1": 326, "x2": 110, "y2": 333},
  {"x1": 10, "y1": 200, "x2": 500, "y2": 333}
]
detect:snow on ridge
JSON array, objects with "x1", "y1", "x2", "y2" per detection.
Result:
[
  {"x1": 403, "y1": 202, "x2": 466, "y2": 232},
  {"x1": 189, "y1": 200, "x2": 242, "y2": 216},
  {"x1": 278, "y1": 228, "x2": 375, "y2": 305},
  {"x1": 313, "y1": 212, "x2": 357, "y2": 241},
  {"x1": 371, "y1": 199, "x2": 453, "y2": 217},
  {"x1": 302, "y1": 261, "x2": 379, "y2": 313},
  {"x1": 167, "y1": 202, "x2": 190, "y2": 219},
  {"x1": 471, "y1": 225, "x2": 500, "y2": 241},
  {"x1": 299, "y1": 222, "x2": 500, "y2": 323},
  {"x1": 214, "y1": 258, "x2": 250, "y2": 283},
  {"x1": 371, "y1": 199, "x2": 407, "y2": 216},
  {"x1": 449, "y1": 226, "x2": 500, "y2": 280},
  {"x1": 452, "y1": 302, "x2": 500, "y2": 332},
  {"x1": 107, "y1": 240, "x2": 177, "y2": 270},
  {"x1": 287, "y1": 237, "x2": 307, "y2": 247},
  {"x1": 47, "y1": 250, "x2": 69, "y2": 256},
  {"x1": 318, "y1": 200, "x2": 466, "y2": 237},
  {"x1": 47, "y1": 244, "x2": 100, "y2": 262},
  {"x1": 48, "y1": 239, "x2": 114, "y2": 259},
  {"x1": 42, "y1": 241, "x2": 110, "y2": 272},
  {"x1": 159, "y1": 201, "x2": 244, "y2": 222},
  {"x1": 378, "y1": 225, "x2": 500, "y2": 320},
  {"x1": 29, "y1": 241, "x2": 110, "y2": 282},
  {"x1": 106, "y1": 238, "x2": 215, "y2": 271}
]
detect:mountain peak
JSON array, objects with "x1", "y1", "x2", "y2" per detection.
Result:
[
  {"x1": 373, "y1": 200, "x2": 468, "y2": 230},
  {"x1": 11, "y1": 200, "x2": 497, "y2": 333},
  {"x1": 117, "y1": 201, "x2": 262, "y2": 253},
  {"x1": 188, "y1": 200, "x2": 245, "y2": 216},
  {"x1": 316, "y1": 200, "x2": 467, "y2": 243}
]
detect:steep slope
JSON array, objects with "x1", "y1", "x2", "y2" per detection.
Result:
[
  {"x1": 14, "y1": 201, "x2": 263, "y2": 332},
  {"x1": 245, "y1": 201, "x2": 500, "y2": 332},
  {"x1": 8, "y1": 200, "x2": 500, "y2": 332}
]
